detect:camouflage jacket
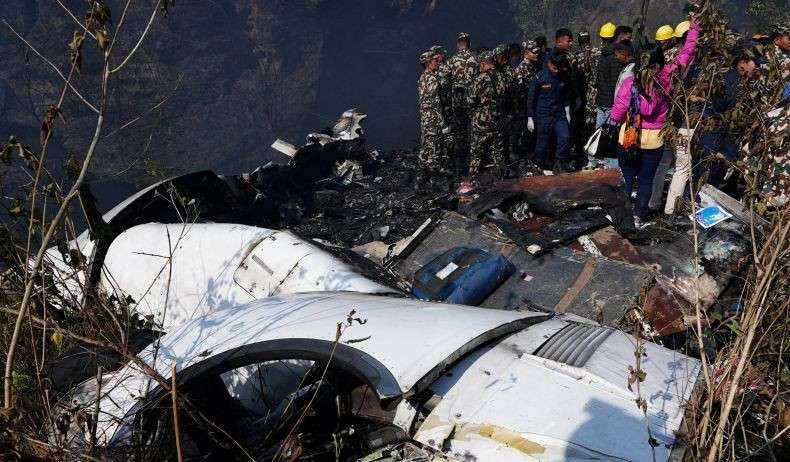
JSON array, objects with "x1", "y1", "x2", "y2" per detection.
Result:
[
  {"x1": 764, "y1": 102, "x2": 789, "y2": 206},
  {"x1": 577, "y1": 46, "x2": 599, "y2": 78},
  {"x1": 494, "y1": 65, "x2": 517, "y2": 115},
  {"x1": 418, "y1": 70, "x2": 445, "y2": 135},
  {"x1": 515, "y1": 58, "x2": 540, "y2": 114},
  {"x1": 515, "y1": 58, "x2": 540, "y2": 86},
  {"x1": 447, "y1": 49, "x2": 478, "y2": 89},
  {"x1": 749, "y1": 101, "x2": 789, "y2": 207},
  {"x1": 761, "y1": 46, "x2": 790, "y2": 99},
  {"x1": 578, "y1": 45, "x2": 600, "y2": 121},
  {"x1": 563, "y1": 49, "x2": 579, "y2": 69},
  {"x1": 467, "y1": 70, "x2": 503, "y2": 131},
  {"x1": 436, "y1": 62, "x2": 454, "y2": 122}
]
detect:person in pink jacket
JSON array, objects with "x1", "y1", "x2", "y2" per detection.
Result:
[{"x1": 610, "y1": 17, "x2": 700, "y2": 226}]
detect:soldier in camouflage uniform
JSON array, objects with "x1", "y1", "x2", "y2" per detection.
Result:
[
  {"x1": 751, "y1": 23, "x2": 789, "y2": 206},
  {"x1": 761, "y1": 88, "x2": 789, "y2": 206},
  {"x1": 447, "y1": 32, "x2": 478, "y2": 173},
  {"x1": 417, "y1": 51, "x2": 447, "y2": 175},
  {"x1": 576, "y1": 31, "x2": 600, "y2": 127},
  {"x1": 763, "y1": 22, "x2": 790, "y2": 88},
  {"x1": 430, "y1": 45, "x2": 455, "y2": 165},
  {"x1": 514, "y1": 40, "x2": 542, "y2": 160},
  {"x1": 494, "y1": 44, "x2": 517, "y2": 161},
  {"x1": 515, "y1": 40, "x2": 542, "y2": 92},
  {"x1": 467, "y1": 50, "x2": 505, "y2": 177}
]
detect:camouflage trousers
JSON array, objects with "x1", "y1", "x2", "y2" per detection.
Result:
[
  {"x1": 585, "y1": 87, "x2": 598, "y2": 126},
  {"x1": 419, "y1": 132, "x2": 444, "y2": 172},
  {"x1": 468, "y1": 127, "x2": 505, "y2": 176},
  {"x1": 443, "y1": 131, "x2": 455, "y2": 168},
  {"x1": 451, "y1": 107, "x2": 470, "y2": 176}
]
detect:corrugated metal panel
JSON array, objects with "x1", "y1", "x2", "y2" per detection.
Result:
[{"x1": 533, "y1": 322, "x2": 613, "y2": 367}]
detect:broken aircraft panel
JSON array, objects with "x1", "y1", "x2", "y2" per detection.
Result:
[
  {"x1": 51, "y1": 293, "x2": 698, "y2": 462},
  {"x1": 582, "y1": 225, "x2": 644, "y2": 265},
  {"x1": 40, "y1": 108, "x2": 747, "y2": 461},
  {"x1": 100, "y1": 223, "x2": 401, "y2": 330},
  {"x1": 390, "y1": 211, "x2": 654, "y2": 328},
  {"x1": 460, "y1": 169, "x2": 635, "y2": 256},
  {"x1": 54, "y1": 293, "x2": 549, "y2": 446},
  {"x1": 415, "y1": 316, "x2": 700, "y2": 461}
]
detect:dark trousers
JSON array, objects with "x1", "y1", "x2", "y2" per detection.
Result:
[
  {"x1": 535, "y1": 116, "x2": 570, "y2": 164},
  {"x1": 618, "y1": 145, "x2": 664, "y2": 219},
  {"x1": 648, "y1": 144, "x2": 675, "y2": 210},
  {"x1": 452, "y1": 105, "x2": 470, "y2": 176},
  {"x1": 570, "y1": 106, "x2": 587, "y2": 159},
  {"x1": 698, "y1": 132, "x2": 739, "y2": 195}
]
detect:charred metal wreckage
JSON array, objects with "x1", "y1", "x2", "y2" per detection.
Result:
[{"x1": 43, "y1": 110, "x2": 754, "y2": 461}]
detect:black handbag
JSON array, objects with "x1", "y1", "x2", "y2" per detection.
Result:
[{"x1": 584, "y1": 123, "x2": 618, "y2": 158}]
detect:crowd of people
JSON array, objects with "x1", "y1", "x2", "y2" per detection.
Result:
[{"x1": 417, "y1": 11, "x2": 789, "y2": 227}]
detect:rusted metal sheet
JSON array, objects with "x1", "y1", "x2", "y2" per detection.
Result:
[
  {"x1": 642, "y1": 283, "x2": 688, "y2": 337},
  {"x1": 586, "y1": 226, "x2": 643, "y2": 265},
  {"x1": 463, "y1": 169, "x2": 631, "y2": 220},
  {"x1": 460, "y1": 169, "x2": 633, "y2": 257}
]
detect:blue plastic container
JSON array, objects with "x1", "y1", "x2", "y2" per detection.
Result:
[{"x1": 411, "y1": 247, "x2": 514, "y2": 306}]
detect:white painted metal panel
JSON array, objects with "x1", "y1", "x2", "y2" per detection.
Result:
[
  {"x1": 415, "y1": 317, "x2": 700, "y2": 461},
  {"x1": 100, "y1": 223, "x2": 273, "y2": 329},
  {"x1": 232, "y1": 230, "x2": 394, "y2": 298},
  {"x1": 92, "y1": 293, "x2": 544, "y2": 444},
  {"x1": 100, "y1": 223, "x2": 397, "y2": 330}
]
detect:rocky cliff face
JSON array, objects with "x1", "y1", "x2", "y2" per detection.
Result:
[{"x1": 0, "y1": 0, "x2": 755, "y2": 194}]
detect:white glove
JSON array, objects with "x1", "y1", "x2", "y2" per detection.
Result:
[
  {"x1": 565, "y1": 106, "x2": 571, "y2": 123},
  {"x1": 527, "y1": 117, "x2": 535, "y2": 132}
]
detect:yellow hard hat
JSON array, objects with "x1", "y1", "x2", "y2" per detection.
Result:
[
  {"x1": 674, "y1": 20, "x2": 691, "y2": 38},
  {"x1": 599, "y1": 22, "x2": 616, "y2": 38},
  {"x1": 655, "y1": 25, "x2": 675, "y2": 41}
]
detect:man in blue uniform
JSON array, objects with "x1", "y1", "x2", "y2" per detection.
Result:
[{"x1": 527, "y1": 51, "x2": 572, "y2": 172}]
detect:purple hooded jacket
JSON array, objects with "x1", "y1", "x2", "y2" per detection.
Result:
[{"x1": 610, "y1": 20, "x2": 700, "y2": 130}]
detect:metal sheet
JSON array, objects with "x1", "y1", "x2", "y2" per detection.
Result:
[
  {"x1": 415, "y1": 316, "x2": 701, "y2": 461},
  {"x1": 101, "y1": 223, "x2": 398, "y2": 330},
  {"x1": 88, "y1": 292, "x2": 548, "y2": 444},
  {"x1": 533, "y1": 322, "x2": 613, "y2": 367},
  {"x1": 232, "y1": 230, "x2": 395, "y2": 298},
  {"x1": 587, "y1": 226, "x2": 643, "y2": 265},
  {"x1": 643, "y1": 284, "x2": 688, "y2": 337}
]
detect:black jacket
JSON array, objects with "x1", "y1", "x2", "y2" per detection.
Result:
[{"x1": 595, "y1": 44, "x2": 624, "y2": 108}]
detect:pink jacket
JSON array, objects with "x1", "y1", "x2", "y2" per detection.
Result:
[{"x1": 610, "y1": 20, "x2": 700, "y2": 129}]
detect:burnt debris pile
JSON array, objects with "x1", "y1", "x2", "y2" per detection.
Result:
[
  {"x1": 80, "y1": 110, "x2": 754, "y2": 341},
  {"x1": 289, "y1": 148, "x2": 456, "y2": 248}
]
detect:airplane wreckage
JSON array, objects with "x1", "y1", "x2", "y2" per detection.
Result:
[{"x1": 40, "y1": 110, "x2": 759, "y2": 461}]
